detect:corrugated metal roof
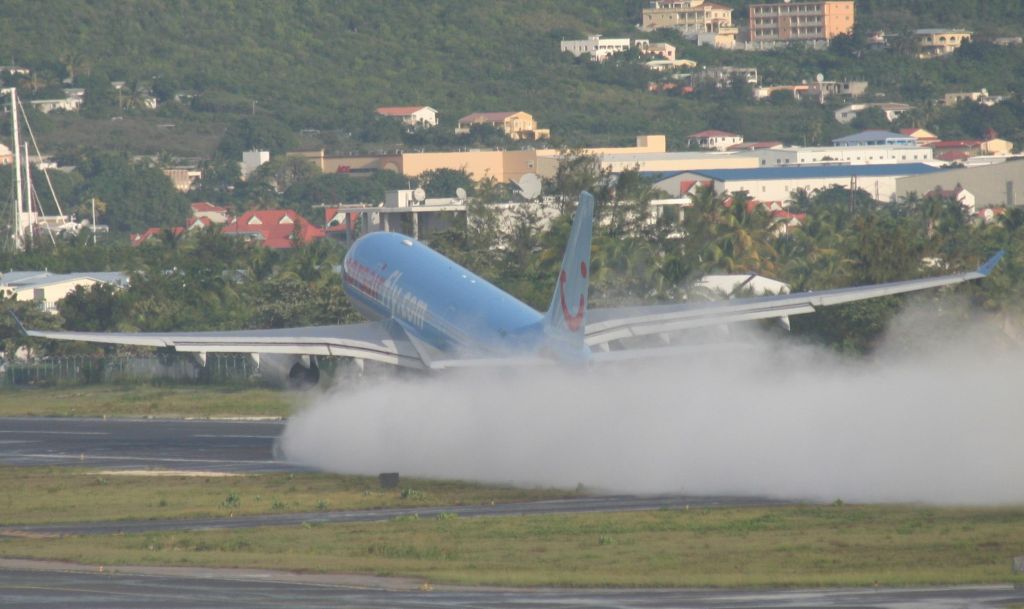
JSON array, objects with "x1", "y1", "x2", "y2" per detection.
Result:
[
  {"x1": 833, "y1": 130, "x2": 909, "y2": 143},
  {"x1": 0, "y1": 271, "x2": 129, "y2": 289},
  {"x1": 682, "y1": 163, "x2": 942, "y2": 181}
]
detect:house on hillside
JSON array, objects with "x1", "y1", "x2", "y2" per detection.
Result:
[
  {"x1": 914, "y1": 28, "x2": 972, "y2": 58},
  {"x1": 560, "y1": 35, "x2": 634, "y2": 62},
  {"x1": 641, "y1": 0, "x2": 737, "y2": 48},
  {"x1": 899, "y1": 128, "x2": 939, "y2": 145},
  {"x1": 28, "y1": 97, "x2": 83, "y2": 114},
  {"x1": 162, "y1": 168, "x2": 202, "y2": 192},
  {"x1": 221, "y1": 209, "x2": 325, "y2": 249},
  {"x1": 834, "y1": 102, "x2": 914, "y2": 124},
  {"x1": 687, "y1": 129, "x2": 743, "y2": 151},
  {"x1": 375, "y1": 106, "x2": 439, "y2": 128},
  {"x1": 456, "y1": 111, "x2": 549, "y2": 140}
]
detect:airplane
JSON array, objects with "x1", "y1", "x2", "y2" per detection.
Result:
[{"x1": 16, "y1": 192, "x2": 1004, "y2": 387}]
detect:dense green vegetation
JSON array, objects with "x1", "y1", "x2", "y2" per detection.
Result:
[{"x1": 0, "y1": 0, "x2": 1022, "y2": 155}]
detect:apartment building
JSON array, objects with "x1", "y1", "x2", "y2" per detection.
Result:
[
  {"x1": 641, "y1": 1, "x2": 737, "y2": 47},
  {"x1": 560, "y1": 35, "x2": 633, "y2": 62},
  {"x1": 914, "y1": 29, "x2": 973, "y2": 58},
  {"x1": 748, "y1": 1, "x2": 854, "y2": 43}
]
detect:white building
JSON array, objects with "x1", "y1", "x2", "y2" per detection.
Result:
[
  {"x1": 687, "y1": 129, "x2": 744, "y2": 151},
  {"x1": 375, "y1": 106, "x2": 439, "y2": 128},
  {"x1": 834, "y1": 102, "x2": 914, "y2": 124},
  {"x1": 29, "y1": 97, "x2": 83, "y2": 114},
  {"x1": 749, "y1": 145, "x2": 934, "y2": 167},
  {"x1": 0, "y1": 271, "x2": 129, "y2": 314},
  {"x1": 560, "y1": 35, "x2": 634, "y2": 62},
  {"x1": 656, "y1": 164, "x2": 943, "y2": 202},
  {"x1": 241, "y1": 149, "x2": 270, "y2": 180}
]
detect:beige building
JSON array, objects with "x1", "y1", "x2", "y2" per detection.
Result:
[
  {"x1": 641, "y1": 1, "x2": 737, "y2": 46},
  {"x1": 162, "y1": 168, "x2": 202, "y2": 192},
  {"x1": 296, "y1": 135, "x2": 672, "y2": 183},
  {"x1": 914, "y1": 29, "x2": 972, "y2": 58},
  {"x1": 749, "y1": 1, "x2": 854, "y2": 43},
  {"x1": 896, "y1": 160, "x2": 1024, "y2": 208},
  {"x1": 456, "y1": 111, "x2": 549, "y2": 140}
]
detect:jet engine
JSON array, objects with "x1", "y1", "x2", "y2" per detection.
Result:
[{"x1": 254, "y1": 354, "x2": 321, "y2": 389}]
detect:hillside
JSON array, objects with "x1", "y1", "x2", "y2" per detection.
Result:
[{"x1": 0, "y1": 0, "x2": 1023, "y2": 154}]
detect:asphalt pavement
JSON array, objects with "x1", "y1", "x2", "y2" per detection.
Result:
[
  {"x1": 2, "y1": 562, "x2": 1024, "y2": 609},
  {"x1": 0, "y1": 416, "x2": 293, "y2": 472}
]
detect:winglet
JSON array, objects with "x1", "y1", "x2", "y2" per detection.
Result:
[
  {"x1": 977, "y1": 250, "x2": 1004, "y2": 277},
  {"x1": 8, "y1": 310, "x2": 28, "y2": 336}
]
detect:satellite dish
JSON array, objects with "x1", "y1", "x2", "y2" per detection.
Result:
[
  {"x1": 455, "y1": 187, "x2": 467, "y2": 201},
  {"x1": 515, "y1": 173, "x2": 542, "y2": 200},
  {"x1": 413, "y1": 187, "x2": 426, "y2": 202},
  {"x1": 815, "y1": 73, "x2": 824, "y2": 83}
]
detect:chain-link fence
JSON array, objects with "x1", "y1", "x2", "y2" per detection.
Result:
[{"x1": 0, "y1": 353, "x2": 257, "y2": 387}]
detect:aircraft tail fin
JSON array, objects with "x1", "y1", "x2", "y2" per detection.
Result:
[{"x1": 543, "y1": 192, "x2": 594, "y2": 355}]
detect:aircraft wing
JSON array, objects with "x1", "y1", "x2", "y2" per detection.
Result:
[
  {"x1": 18, "y1": 320, "x2": 427, "y2": 369},
  {"x1": 586, "y1": 251, "x2": 1003, "y2": 349}
]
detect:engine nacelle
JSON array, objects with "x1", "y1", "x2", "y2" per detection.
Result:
[{"x1": 254, "y1": 354, "x2": 321, "y2": 389}]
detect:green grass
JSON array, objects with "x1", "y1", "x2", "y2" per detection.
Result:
[
  {"x1": 0, "y1": 385, "x2": 294, "y2": 418},
  {"x1": 4, "y1": 505, "x2": 1024, "y2": 587},
  {"x1": 0, "y1": 466, "x2": 576, "y2": 525}
]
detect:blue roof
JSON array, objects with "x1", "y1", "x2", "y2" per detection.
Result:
[{"x1": 680, "y1": 164, "x2": 942, "y2": 182}]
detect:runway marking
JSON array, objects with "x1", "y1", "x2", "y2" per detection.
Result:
[
  {"x1": 90, "y1": 470, "x2": 243, "y2": 477},
  {"x1": 192, "y1": 434, "x2": 278, "y2": 439},
  {"x1": 0, "y1": 430, "x2": 109, "y2": 435},
  {"x1": 13, "y1": 453, "x2": 282, "y2": 465}
]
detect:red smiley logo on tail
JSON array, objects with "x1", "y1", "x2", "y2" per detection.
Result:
[{"x1": 559, "y1": 261, "x2": 587, "y2": 331}]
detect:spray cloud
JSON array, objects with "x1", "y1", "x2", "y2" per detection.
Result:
[{"x1": 280, "y1": 301, "x2": 1024, "y2": 504}]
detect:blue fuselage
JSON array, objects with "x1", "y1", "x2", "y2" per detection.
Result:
[{"x1": 342, "y1": 232, "x2": 546, "y2": 358}]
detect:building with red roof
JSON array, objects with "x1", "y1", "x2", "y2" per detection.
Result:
[
  {"x1": 130, "y1": 227, "x2": 185, "y2": 247},
  {"x1": 221, "y1": 209, "x2": 325, "y2": 249}
]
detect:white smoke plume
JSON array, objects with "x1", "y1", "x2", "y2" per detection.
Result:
[{"x1": 280, "y1": 300, "x2": 1024, "y2": 504}]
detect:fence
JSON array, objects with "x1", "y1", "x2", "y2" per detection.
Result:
[{"x1": 0, "y1": 354, "x2": 257, "y2": 387}]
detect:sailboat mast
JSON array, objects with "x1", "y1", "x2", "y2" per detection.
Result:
[
  {"x1": 10, "y1": 88, "x2": 24, "y2": 251},
  {"x1": 24, "y1": 141, "x2": 33, "y2": 248}
]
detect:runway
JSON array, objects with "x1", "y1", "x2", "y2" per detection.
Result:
[
  {"x1": 0, "y1": 416, "x2": 293, "y2": 472},
  {"x1": 0, "y1": 416, "x2": 793, "y2": 536},
  {"x1": 3, "y1": 561, "x2": 1024, "y2": 609}
]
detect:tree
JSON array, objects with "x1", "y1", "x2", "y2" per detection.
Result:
[
  {"x1": 73, "y1": 151, "x2": 190, "y2": 232},
  {"x1": 217, "y1": 116, "x2": 298, "y2": 158},
  {"x1": 419, "y1": 168, "x2": 474, "y2": 198}
]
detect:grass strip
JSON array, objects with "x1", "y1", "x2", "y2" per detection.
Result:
[
  {"x1": 0, "y1": 466, "x2": 576, "y2": 525},
  {"x1": 0, "y1": 385, "x2": 294, "y2": 418},
  {"x1": 3, "y1": 505, "x2": 1024, "y2": 588}
]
